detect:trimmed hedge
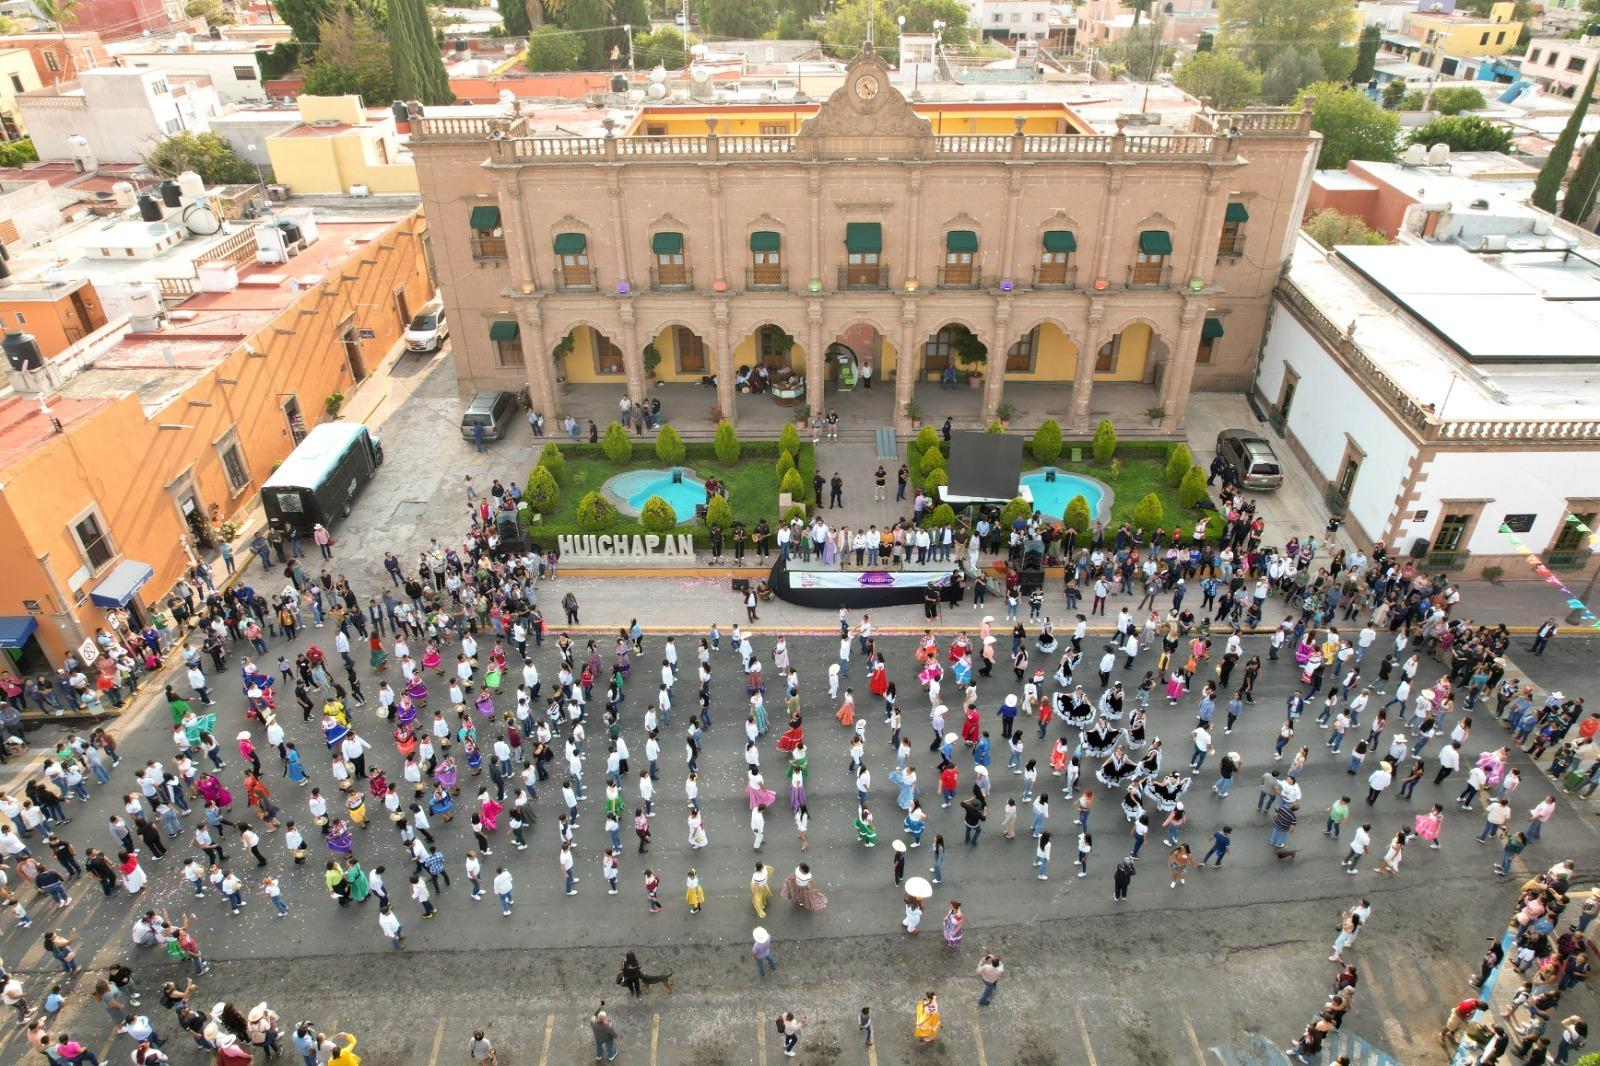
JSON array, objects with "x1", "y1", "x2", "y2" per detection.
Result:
[
  {"x1": 525, "y1": 466, "x2": 558, "y2": 511},
  {"x1": 577, "y1": 491, "x2": 617, "y2": 531},
  {"x1": 1092, "y1": 419, "x2": 1117, "y2": 463},
  {"x1": 1178, "y1": 465, "x2": 1208, "y2": 509},
  {"x1": 713, "y1": 420, "x2": 741, "y2": 465},
  {"x1": 1131, "y1": 492, "x2": 1164, "y2": 531},
  {"x1": 602, "y1": 421, "x2": 632, "y2": 463},
  {"x1": 923, "y1": 502, "x2": 956, "y2": 529},
  {"x1": 1166, "y1": 443, "x2": 1193, "y2": 487},
  {"x1": 705, "y1": 494, "x2": 733, "y2": 529},
  {"x1": 654, "y1": 424, "x2": 686, "y2": 466},
  {"x1": 537, "y1": 443, "x2": 564, "y2": 483},
  {"x1": 1064, "y1": 493, "x2": 1092, "y2": 533},
  {"x1": 1031, "y1": 420, "x2": 1062, "y2": 464},
  {"x1": 640, "y1": 496, "x2": 678, "y2": 532},
  {"x1": 779, "y1": 422, "x2": 801, "y2": 456}
]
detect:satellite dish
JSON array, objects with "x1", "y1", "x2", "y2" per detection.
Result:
[
  {"x1": 690, "y1": 65, "x2": 711, "y2": 84},
  {"x1": 649, "y1": 65, "x2": 669, "y2": 84}
]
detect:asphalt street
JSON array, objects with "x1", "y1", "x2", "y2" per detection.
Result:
[{"x1": 0, "y1": 603, "x2": 1595, "y2": 1066}]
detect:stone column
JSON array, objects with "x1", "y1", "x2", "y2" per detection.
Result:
[
  {"x1": 1091, "y1": 170, "x2": 1122, "y2": 286},
  {"x1": 807, "y1": 169, "x2": 823, "y2": 289},
  {"x1": 1070, "y1": 300, "x2": 1104, "y2": 432},
  {"x1": 707, "y1": 159, "x2": 728, "y2": 289},
  {"x1": 1160, "y1": 300, "x2": 1206, "y2": 432},
  {"x1": 713, "y1": 299, "x2": 735, "y2": 424},
  {"x1": 981, "y1": 296, "x2": 1010, "y2": 423},
  {"x1": 608, "y1": 173, "x2": 632, "y2": 289},
  {"x1": 619, "y1": 301, "x2": 645, "y2": 405},
  {"x1": 896, "y1": 299, "x2": 920, "y2": 430},
  {"x1": 806, "y1": 299, "x2": 825, "y2": 417},
  {"x1": 497, "y1": 174, "x2": 537, "y2": 291},
  {"x1": 515, "y1": 302, "x2": 560, "y2": 419},
  {"x1": 904, "y1": 167, "x2": 924, "y2": 288},
  {"x1": 999, "y1": 165, "x2": 1023, "y2": 287},
  {"x1": 1186, "y1": 175, "x2": 1226, "y2": 289}
]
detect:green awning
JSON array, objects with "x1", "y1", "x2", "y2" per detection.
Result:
[
  {"x1": 1225, "y1": 202, "x2": 1249, "y2": 223},
  {"x1": 1201, "y1": 317, "x2": 1225, "y2": 340},
  {"x1": 749, "y1": 230, "x2": 781, "y2": 252},
  {"x1": 469, "y1": 205, "x2": 501, "y2": 230},
  {"x1": 945, "y1": 229, "x2": 978, "y2": 253},
  {"x1": 1042, "y1": 230, "x2": 1076, "y2": 253},
  {"x1": 1139, "y1": 230, "x2": 1173, "y2": 256},
  {"x1": 651, "y1": 231, "x2": 683, "y2": 255},
  {"x1": 553, "y1": 232, "x2": 586, "y2": 254},
  {"x1": 844, "y1": 222, "x2": 882, "y2": 254},
  {"x1": 489, "y1": 320, "x2": 520, "y2": 341}
]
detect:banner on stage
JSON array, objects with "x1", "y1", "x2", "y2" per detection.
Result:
[{"x1": 788, "y1": 569, "x2": 950, "y2": 591}]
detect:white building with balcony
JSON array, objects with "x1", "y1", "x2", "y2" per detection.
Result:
[
  {"x1": 18, "y1": 67, "x2": 221, "y2": 164},
  {"x1": 1521, "y1": 36, "x2": 1600, "y2": 98}
]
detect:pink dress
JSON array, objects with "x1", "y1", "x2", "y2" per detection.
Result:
[
  {"x1": 746, "y1": 777, "x2": 777, "y2": 810},
  {"x1": 1412, "y1": 811, "x2": 1441, "y2": 842},
  {"x1": 479, "y1": 796, "x2": 502, "y2": 831}
]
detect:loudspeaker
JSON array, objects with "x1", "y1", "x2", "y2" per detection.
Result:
[
  {"x1": 731, "y1": 578, "x2": 751, "y2": 592},
  {"x1": 1409, "y1": 538, "x2": 1430, "y2": 560}
]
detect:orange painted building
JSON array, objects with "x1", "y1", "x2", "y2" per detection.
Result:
[
  {"x1": 0, "y1": 209, "x2": 433, "y2": 673},
  {"x1": 0, "y1": 277, "x2": 108, "y2": 358}
]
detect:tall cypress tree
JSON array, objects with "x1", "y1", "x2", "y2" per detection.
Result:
[
  {"x1": 389, "y1": 0, "x2": 453, "y2": 106},
  {"x1": 1533, "y1": 63, "x2": 1597, "y2": 215},
  {"x1": 1561, "y1": 140, "x2": 1600, "y2": 224}
]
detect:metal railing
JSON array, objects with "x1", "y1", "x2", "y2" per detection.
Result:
[
  {"x1": 1032, "y1": 263, "x2": 1077, "y2": 289},
  {"x1": 471, "y1": 236, "x2": 508, "y2": 260},
  {"x1": 837, "y1": 265, "x2": 889, "y2": 291},
  {"x1": 649, "y1": 264, "x2": 693, "y2": 290},
  {"x1": 936, "y1": 265, "x2": 981, "y2": 289},
  {"x1": 553, "y1": 266, "x2": 596, "y2": 291},
  {"x1": 745, "y1": 265, "x2": 788, "y2": 290},
  {"x1": 1545, "y1": 549, "x2": 1591, "y2": 571},
  {"x1": 1424, "y1": 549, "x2": 1471, "y2": 572},
  {"x1": 1127, "y1": 262, "x2": 1172, "y2": 289}
]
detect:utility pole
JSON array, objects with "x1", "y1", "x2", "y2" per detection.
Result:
[{"x1": 867, "y1": 0, "x2": 874, "y2": 47}]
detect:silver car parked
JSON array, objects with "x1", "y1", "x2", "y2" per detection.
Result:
[{"x1": 1215, "y1": 430, "x2": 1285, "y2": 491}]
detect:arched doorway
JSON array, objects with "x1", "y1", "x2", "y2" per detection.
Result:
[
  {"x1": 1090, "y1": 322, "x2": 1169, "y2": 424},
  {"x1": 731, "y1": 323, "x2": 807, "y2": 422},
  {"x1": 644, "y1": 324, "x2": 713, "y2": 384},
  {"x1": 913, "y1": 322, "x2": 986, "y2": 428}
]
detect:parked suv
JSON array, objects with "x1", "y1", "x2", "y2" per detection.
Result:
[
  {"x1": 403, "y1": 301, "x2": 449, "y2": 353},
  {"x1": 459, "y1": 390, "x2": 518, "y2": 443},
  {"x1": 1215, "y1": 430, "x2": 1285, "y2": 491}
]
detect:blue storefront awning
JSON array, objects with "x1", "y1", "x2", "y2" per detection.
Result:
[
  {"x1": 89, "y1": 560, "x2": 154, "y2": 609},
  {"x1": 0, "y1": 616, "x2": 37, "y2": 650}
]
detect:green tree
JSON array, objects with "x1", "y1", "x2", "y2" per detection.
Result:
[
  {"x1": 634, "y1": 26, "x2": 689, "y2": 68},
  {"x1": 143, "y1": 131, "x2": 256, "y2": 185},
  {"x1": 1030, "y1": 420, "x2": 1062, "y2": 465},
  {"x1": 1196, "y1": 30, "x2": 1213, "y2": 52},
  {"x1": 713, "y1": 420, "x2": 740, "y2": 464},
  {"x1": 1381, "y1": 79, "x2": 1407, "y2": 109},
  {"x1": 525, "y1": 466, "x2": 559, "y2": 511},
  {"x1": 821, "y1": 0, "x2": 968, "y2": 64},
  {"x1": 553, "y1": 0, "x2": 615, "y2": 69},
  {"x1": 186, "y1": 0, "x2": 236, "y2": 25},
  {"x1": 1261, "y1": 50, "x2": 1324, "y2": 105},
  {"x1": 1106, "y1": 18, "x2": 1168, "y2": 81},
  {"x1": 1174, "y1": 51, "x2": 1261, "y2": 110},
  {"x1": 1131, "y1": 492, "x2": 1164, "y2": 532},
  {"x1": 1353, "y1": 25, "x2": 1382, "y2": 83},
  {"x1": 654, "y1": 423, "x2": 686, "y2": 465},
  {"x1": 919, "y1": 446, "x2": 946, "y2": 477},
  {"x1": 1562, "y1": 140, "x2": 1600, "y2": 223},
  {"x1": 773, "y1": 11, "x2": 818, "y2": 38},
  {"x1": 922, "y1": 468, "x2": 948, "y2": 490},
  {"x1": 1430, "y1": 85, "x2": 1486, "y2": 115},
  {"x1": 1178, "y1": 466, "x2": 1208, "y2": 508},
  {"x1": 1092, "y1": 419, "x2": 1117, "y2": 464},
  {"x1": 1063, "y1": 494, "x2": 1092, "y2": 534},
  {"x1": 914, "y1": 425, "x2": 940, "y2": 452},
  {"x1": 779, "y1": 468, "x2": 806, "y2": 499},
  {"x1": 1301, "y1": 82, "x2": 1399, "y2": 168},
  {"x1": 774, "y1": 450, "x2": 796, "y2": 481},
  {"x1": 1165, "y1": 443, "x2": 1193, "y2": 486},
  {"x1": 1534, "y1": 63, "x2": 1597, "y2": 214},
  {"x1": 577, "y1": 490, "x2": 617, "y2": 531},
  {"x1": 696, "y1": 0, "x2": 774, "y2": 37},
  {"x1": 0, "y1": 139, "x2": 37, "y2": 168},
  {"x1": 705, "y1": 494, "x2": 733, "y2": 529},
  {"x1": 34, "y1": 0, "x2": 80, "y2": 29},
  {"x1": 537, "y1": 442, "x2": 565, "y2": 482},
  {"x1": 304, "y1": 8, "x2": 396, "y2": 105},
  {"x1": 998, "y1": 496, "x2": 1032, "y2": 529},
  {"x1": 274, "y1": 0, "x2": 335, "y2": 44},
  {"x1": 986, "y1": 420, "x2": 1005, "y2": 435},
  {"x1": 523, "y1": 25, "x2": 583, "y2": 69},
  {"x1": 1303, "y1": 207, "x2": 1388, "y2": 248},
  {"x1": 390, "y1": 0, "x2": 454, "y2": 104},
  {"x1": 923, "y1": 502, "x2": 956, "y2": 529},
  {"x1": 779, "y1": 422, "x2": 801, "y2": 456},
  {"x1": 1218, "y1": 0, "x2": 1353, "y2": 72},
  {"x1": 259, "y1": 42, "x2": 300, "y2": 78},
  {"x1": 602, "y1": 420, "x2": 632, "y2": 463},
  {"x1": 640, "y1": 496, "x2": 678, "y2": 532},
  {"x1": 498, "y1": 0, "x2": 532, "y2": 35},
  {"x1": 1410, "y1": 116, "x2": 1513, "y2": 154}
]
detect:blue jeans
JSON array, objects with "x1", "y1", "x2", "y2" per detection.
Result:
[
  {"x1": 1201, "y1": 843, "x2": 1226, "y2": 865},
  {"x1": 1326, "y1": 818, "x2": 1342, "y2": 839},
  {"x1": 271, "y1": 896, "x2": 289, "y2": 915},
  {"x1": 1214, "y1": 776, "x2": 1232, "y2": 797},
  {"x1": 594, "y1": 1036, "x2": 616, "y2": 1061},
  {"x1": 1527, "y1": 820, "x2": 1544, "y2": 840},
  {"x1": 756, "y1": 950, "x2": 778, "y2": 977},
  {"x1": 498, "y1": 891, "x2": 513, "y2": 914},
  {"x1": 1034, "y1": 854, "x2": 1049, "y2": 877},
  {"x1": 1269, "y1": 826, "x2": 1289, "y2": 848},
  {"x1": 979, "y1": 979, "x2": 998, "y2": 1005}
]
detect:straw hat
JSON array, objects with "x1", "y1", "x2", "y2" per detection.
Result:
[
  {"x1": 892, "y1": 839, "x2": 906, "y2": 853},
  {"x1": 752, "y1": 926, "x2": 770, "y2": 943}
]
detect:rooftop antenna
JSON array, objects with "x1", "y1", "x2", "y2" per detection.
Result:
[{"x1": 866, "y1": 0, "x2": 874, "y2": 47}]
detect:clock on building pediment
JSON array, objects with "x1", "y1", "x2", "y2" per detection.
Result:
[{"x1": 795, "y1": 42, "x2": 932, "y2": 155}]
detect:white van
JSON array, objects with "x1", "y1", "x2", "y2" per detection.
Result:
[{"x1": 403, "y1": 300, "x2": 449, "y2": 353}]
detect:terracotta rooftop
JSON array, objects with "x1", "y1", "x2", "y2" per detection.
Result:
[{"x1": 0, "y1": 394, "x2": 110, "y2": 469}]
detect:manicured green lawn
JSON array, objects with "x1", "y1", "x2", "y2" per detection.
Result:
[{"x1": 529, "y1": 440, "x2": 815, "y2": 547}]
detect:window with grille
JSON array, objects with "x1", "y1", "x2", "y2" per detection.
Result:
[
  {"x1": 73, "y1": 510, "x2": 114, "y2": 571},
  {"x1": 219, "y1": 437, "x2": 251, "y2": 492},
  {"x1": 1553, "y1": 514, "x2": 1595, "y2": 552},
  {"x1": 1434, "y1": 514, "x2": 1471, "y2": 552}
]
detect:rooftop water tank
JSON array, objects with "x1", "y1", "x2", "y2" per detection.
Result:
[
  {"x1": 178, "y1": 171, "x2": 205, "y2": 201},
  {"x1": 2, "y1": 331, "x2": 41, "y2": 372},
  {"x1": 137, "y1": 194, "x2": 163, "y2": 222},
  {"x1": 126, "y1": 284, "x2": 161, "y2": 318},
  {"x1": 159, "y1": 180, "x2": 183, "y2": 208}
]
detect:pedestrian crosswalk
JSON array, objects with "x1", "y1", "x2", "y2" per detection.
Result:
[{"x1": 1207, "y1": 1029, "x2": 1403, "y2": 1066}]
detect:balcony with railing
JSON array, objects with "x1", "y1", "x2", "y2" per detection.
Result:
[
  {"x1": 554, "y1": 265, "x2": 596, "y2": 291},
  {"x1": 1127, "y1": 262, "x2": 1172, "y2": 289},
  {"x1": 745, "y1": 265, "x2": 788, "y2": 291},
  {"x1": 471, "y1": 235, "x2": 508, "y2": 261},
  {"x1": 650, "y1": 264, "x2": 693, "y2": 291},
  {"x1": 1545, "y1": 549, "x2": 1592, "y2": 572},
  {"x1": 1424, "y1": 549, "x2": 1472, "y2": 572},
  {"x1": 838, "y1": 264, "x2": 889, "y2": 291},
  {"x1": 936, "y1": 264, "x2": 982, "y2": 289},
  {"x1": 1032, "y1": 263, "x2": 1078, "y2": 290}
]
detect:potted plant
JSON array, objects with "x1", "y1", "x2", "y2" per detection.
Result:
[
  {"x1": 903, "y1": 399, "x2": 922, "y2": 429},
  {"x1": 794, "y1": 402, "x2": 811, "y2": 430},
  {"x1": 1146, "y1": 405, "x2": 1167, "y2": 426},
  {"x1": 953, "y1": 326, "x2": 988, "y2": 389},
  {"x1": 642, "y1": 343, "x2": 662, "y2": 379},
  {"x1": 551, "y1": 334, "x2": 573, "y2": 387},
  {"x1": 996, "y1": 399, "x2": 1017, "y2": 429},
  {"x1": 324, "y1": 391, "x2": 345, "y2": 419}
]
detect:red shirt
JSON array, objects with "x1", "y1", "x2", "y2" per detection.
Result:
[
  {"x1": 940, "y1": 768, "x2": 959, "y2": 792},
  {"x1": 1453, "y1": 999, "x2": 1482, "y2": 1020}
]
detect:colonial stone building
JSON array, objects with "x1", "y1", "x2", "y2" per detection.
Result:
[{"x1": 410, "y1": 44, "x2": 1321, "y2": 433}]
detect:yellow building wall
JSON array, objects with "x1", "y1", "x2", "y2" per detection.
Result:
[
  {"x1": 629, "y1": 107, "x2": 1081, "y2": 137},
  {"x1": 1004, "y1": 323, "x2": 1078, "y2": 380},
  {"x1": 0, "y1": 49, "x2": 41, "y2": 125},
  {"x1": 269, "y1": 130, "x2": 419, "y2": 195},
  {"x1": 298, "y1": 94, "x2": 366, "y2": 124},
  {"x1": 647, "y1": 325, "x2": 707, "y2": 383},
  {"x1": 1097, "y1": 323, "x2": 1150, "y2": 381},
  {"x1": 1408, "y1": 13, "x2": 1521, "y2": 56}
]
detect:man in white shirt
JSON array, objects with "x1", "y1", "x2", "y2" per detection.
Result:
[{"x1": 493, "y1": 867, "x2": 514, "y2": 915}]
